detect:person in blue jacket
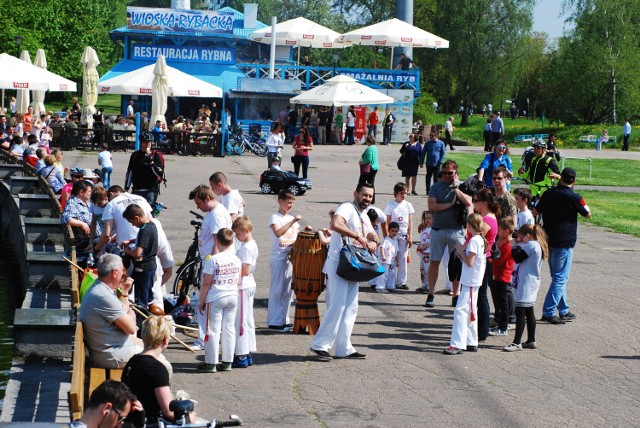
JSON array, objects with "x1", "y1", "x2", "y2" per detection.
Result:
[
  {"x1": 476, "y1": 140, "x2": 512, "y2": 189},
  {"x1": 419, "y1": 131, "x2": 446, "y2": 194}
]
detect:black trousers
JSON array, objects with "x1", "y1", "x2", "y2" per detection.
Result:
[
  {"x1": 477, "y1": 260, "x2": 492, "y2": 341},
  {"x1": 490, "y1": 280, "x2": 510, "y2": 331},
  {"x1": 513, "y1": 306, "x2": 536, "y2": 344}
]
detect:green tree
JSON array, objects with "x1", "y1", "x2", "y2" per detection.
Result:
[{"x1": 425, "y1": 0, "x2": 535, "y2": 126}]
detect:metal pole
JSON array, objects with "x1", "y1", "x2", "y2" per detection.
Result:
[{"x1": 269, "y1": 17, "x2": 277, "y2": 79}]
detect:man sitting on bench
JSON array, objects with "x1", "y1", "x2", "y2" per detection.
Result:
[
  {"x1": 70, "y1": 380, "x2": 140, "y2": 428},
  {"x1": 79, "y1": 253, "x2": 143, "y2": 369}
]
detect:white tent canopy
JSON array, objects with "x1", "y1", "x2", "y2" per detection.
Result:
[
  {"x1": 98, "y1": 62, "x2": 222, "y2": 98},
  {"x1": 290, "y1": 75, "x2": 393, "y2": 107},
  {"x1": 249, "y1": 17, "x2": 348, "y2": 48},
  {"x1": 338, "y1": 18, "x2": 449, "y2": 48},
  {"x1": 0, "y1": 53, "x2": 77, "y2": 92}
]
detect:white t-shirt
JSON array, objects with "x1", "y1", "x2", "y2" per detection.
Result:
[
  {"x1": 444, "y1": 119, "x2": 453, "y2": 132},
  {"x1": 417, "y1": 227, "x2": 431, "y2": 257},
  {"x1": 517, "y1": 210, "x2": 535, "y2": 229},
  {"x1": 199, "y1": 203, "x2": 232, "y2": 259},
  {"x1": 237, "y1": 240, "x2": 259, "y2": 289},
  {"x1": 220, "y1": 189, "x2": 245, "y2": 217},
  {"x1": 368, "y1": 206, "x2": 386, "y2": 242},
  {"x1": 152, "y1": 219, "x2": 174, "y2": 269},
  {"x1": 269, "y1": 212, "x2": 299, "y2": 260},
  {"x1": 127, "y1": 104, "x2": 134, "y2": 117},
  {"x1": 327, "y1": 202, "x2": 374, "y2": 262},
  {"x1": 98, "y1": 150, "x2": 113, "y2": 168},
  {"x1": 102, "y1": 193, "x2": 153, "y2": 244},
  {"x1": 459, "y1": 235, "x2": 486, "y2": 288},
  {"x1": 346, "y1": 110, "x2": 356, "y2": 127},
  {"x1": 380, "y1": 236, "x2": 399, "y2": 265},
  {"x1": 384, "y1": 199, "x2": 415, "y2": 235},
  {"x1": 202, "y1": 249, "x2": 241, "y2": 301}
]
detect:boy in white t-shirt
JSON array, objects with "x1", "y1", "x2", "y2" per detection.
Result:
[
  {"x1": 514, "y1": 188, "x2": 535, "y2": 229},
  {"x1": 197, "y1": 228, "x2": 241, "y2": 373},
  {"x1": 231, "y1": 215, "x2": 259, "y2": 368},
  {"x1": 377, "y1": 222, "x2": 400, "y2": 293},
  {"x1": 210, "y1": 171, "x2": 246, "y2": 221},
  {"x1": 384, "y1": 182, "x2": 415, "y2": 290},
  {"x1": 267, "y1": 189, "x2": 302, "y2": 331}
]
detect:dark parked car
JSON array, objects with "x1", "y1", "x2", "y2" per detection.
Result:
[{"x1": 259, "y1": 169, "x2": 312, "y2": 196}]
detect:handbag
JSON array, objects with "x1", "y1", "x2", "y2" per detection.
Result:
[
  {"x1": 397, "y1": 154, "x2": 406, "y2": 171},
  {"x1": 336, "y1": 203, "x2": 385, "y2": 282},
  {"x1": 359, "y1": 163, "x2": 370, "y2": 174}
]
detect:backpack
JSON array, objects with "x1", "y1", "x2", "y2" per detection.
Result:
[{"x1": 151, "y1": 150, "x2": 167, "y2": 187}]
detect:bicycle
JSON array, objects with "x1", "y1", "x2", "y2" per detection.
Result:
[
  {"x1": 150, "y1": 400, "x2": 242, "y2": 427},
  {"x1": 172, "y1": 210, "x2": 203, "y2": 298},
  {"x1": 229, "y1": 124, "x2": 268, "y2": 157}
]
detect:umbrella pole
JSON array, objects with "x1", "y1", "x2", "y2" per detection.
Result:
[
  {"x1": 1, "y1": 89, "x2": 3, "y2": 113},
  {"x1": 390, "y1": 46, "x2": 394, "y2": 69},
  {"x1": 297, "y1": 46, "x2": 301, "y2": 65}
]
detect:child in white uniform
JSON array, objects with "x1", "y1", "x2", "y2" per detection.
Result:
[
  {"x1": 416, "y1": 211, "x2": 432, "y2": 293},
  {"x1": 377, "y1": 222, "x2": 399, "y2": 293},
  {"x1": 444, "y1": 214, "x2": 487, "y2": 355},
  {"x1": 366, "y1": 206, "x2": 387, "y2": 289},
  {"x1": 384, "y1": 182, "x2": 414, "y2": 289},
  {"x1": 267, "y1": 189, "x2": 301, "y2": 330},
  {"x1": 232, "y1": 216, "x2": 259, "y2": 367},
  {"x1": 197, "y1": 228, "x2": 241, "y2": 372}
]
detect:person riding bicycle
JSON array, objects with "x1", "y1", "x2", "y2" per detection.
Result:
[{"x1": 518, "y1": 140, "x2": 561, "y2": 198}]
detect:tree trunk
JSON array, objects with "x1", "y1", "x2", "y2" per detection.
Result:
[{"x1": 610, "y1": 68, "x2": 616, "y2": 124}]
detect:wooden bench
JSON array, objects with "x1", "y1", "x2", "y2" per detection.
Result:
[{"x1": 69, "y1": 321, "x2": 125, "y2": 420}]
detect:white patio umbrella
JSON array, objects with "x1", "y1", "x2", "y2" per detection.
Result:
[
  {"x1": 16, "y1": 50, "x2": 32, "y2": 114},
  {"x1": 338, "y1": 18, "x2": 449, "y2": 67},
  {"x1": 81, "y1": 46, "x2": 100, "y2": 128},
  {"x1": 31, "y1": 49, "x2": 47, "y2": 115},
  {"x1": 150, "y1": 55, "x2": 169, "y2": 126},
  {"x1": 249, "y1": 17, "x2": 349, "y2": 63},
  {"x1": 0, "y1": 53, "x2": 78, "y2": 92},
  {"x1": 98, "y1": 63, "x2": 222, "y2": 98},
  {"x1": 289, "y1": 74, "x2": 394, "y2": 107}
]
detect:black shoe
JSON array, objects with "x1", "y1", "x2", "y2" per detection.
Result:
[
  {"x1": 416, "y1": 287, "x2": 428, "y2": 294},
  {"x1": 425, "y1": 294, "x2": 435, "y2": 308},
  {"x1": 466, "y1": 345, "x2": 478, "y2": 352},
  {"x1": 451, "y1": 295, "x2": 459, "y2": 307},
  {"x1": 336, "y1": 351, "x2": 366, "y2": 359},
  {"x1": 398, "y1": 283, "x2": 409, "y2": 290},
  {"x1": 559, "y1": 312, "x2": 576, "y2": 321},
  {"x1": 410, "y1": 191, "x2": 418, "y2": 196},
  {"x1": 540, "y1": 315, "x2": 566, "y2": 324},
  {"x1": 310, "y1": 348, "x2": 332, "y2": 361}
]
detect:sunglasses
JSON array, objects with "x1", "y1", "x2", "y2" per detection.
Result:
[
  {"x1": 497, "y1": 146, "x2": 506, "y2": 149},
  {"x1": 441, "y1": 171, "x2": 456, "y2": 176},
  {"x1": 111, "y1": 408, "x2": 126, "y2": 424}
]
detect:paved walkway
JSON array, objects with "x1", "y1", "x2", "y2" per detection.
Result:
[{"x1": 54, "y1": 145, "x2": 640, "y2": 426}]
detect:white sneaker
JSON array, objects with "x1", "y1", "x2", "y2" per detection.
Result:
[
  {"x1": 488, "y1": 327, "x2": 508, "y2": 336},
  {"x1": 191, "y1": 342, "x2": 205, "y2": 351},
  {"x1": 503, "y1": 343, "x2": 522, "y2": 352}
]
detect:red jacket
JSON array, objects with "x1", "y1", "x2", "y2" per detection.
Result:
[{"x1": 493, "y1": 239, "x2": 514, "y2": 283}]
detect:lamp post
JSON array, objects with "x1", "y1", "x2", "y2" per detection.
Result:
[
  {"x1": 332, "y1": 51, "x2": 340, "y2": 76},
  {"x1": 16, "y1": 35, "x2": 23, "y2": 56}
]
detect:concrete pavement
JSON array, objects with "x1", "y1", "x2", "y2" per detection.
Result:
[{"x1": 57, "y1": 144, "x2": 640, "y2": 427}]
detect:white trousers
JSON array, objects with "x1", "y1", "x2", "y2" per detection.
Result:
[
  {"x1": 442, "y1": 246, "x2": 453, "y2": 291},
  {"x1": 377, "y1": 263, "x2": 396, "y2": 290},
  {"x1": 395, "y1": 236, "x2": 409, "y2": 285},
  {"x1": 204, "y1": 295, "x2": 238, "y2": 365},
  {"x1": 311, "y1": 259, "x2": 359, "y2": 357},
  {"x1": 419, "y1": 256, "x2": 430, "y2": 288},
  {"x1": 267, "y1": 258, "x2": 293, "y2": 326},
  {"x1": 235, "y1": 286, "x2": 256, "y2": 355},
  {"x1": 449, "y1": 284, "x2": 479, "y2": 349}
]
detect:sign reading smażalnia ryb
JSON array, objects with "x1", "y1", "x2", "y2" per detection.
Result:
[{"x1": 127, "y1": 7, "x2": 234, "y2": 34}]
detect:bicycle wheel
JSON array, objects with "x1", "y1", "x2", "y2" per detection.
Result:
[
  {"x1": 172, "y1": 258, "x2": 202, "y2": 298},
  {"x1": 252, "y1": 141, "x2": 269, "y2": 157}
]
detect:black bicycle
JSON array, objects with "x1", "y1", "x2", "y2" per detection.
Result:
[
  {"x1": 147, "y1": 400, "x2": 242, "y2": 427},
  {"x1": 172, "y1": 210, "x2": 204, "y2": 300}
]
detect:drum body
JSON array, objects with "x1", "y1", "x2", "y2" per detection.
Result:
[{"x1": 290, "y1": 232, "x2": 327, "y2": 334}]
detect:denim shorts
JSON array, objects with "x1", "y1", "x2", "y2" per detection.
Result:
[{"x1": 429, "y1": 228, "x2": 465, "y2": 262}]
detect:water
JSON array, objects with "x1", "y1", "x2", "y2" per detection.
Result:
[{"x1": 0, "y1": 240, "x2": 22, "y2": 410}]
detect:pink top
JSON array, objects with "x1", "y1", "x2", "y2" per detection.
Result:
[{"x1": 483, "y1": 214, "x2": 498, "y2": 259}]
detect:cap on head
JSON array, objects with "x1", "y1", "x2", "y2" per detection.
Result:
[
  {"x1": 140, "y1": 131, "x2": 153, "y2": 142},
  {"x1": 561, "y1": 167, "x2": 576, "y2": 181},
  {"x1": 70, "y1": 167, "x2": 84, "y2": 176}
]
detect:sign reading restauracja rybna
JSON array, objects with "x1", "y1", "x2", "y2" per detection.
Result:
[
  {"x1": 127, "y1": 7, "x2": 234, "y2": 34},
  {"x1": 131, "y1": 44, "x2": 235, "y2": 65}
]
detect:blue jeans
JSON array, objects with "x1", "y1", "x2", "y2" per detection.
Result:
[
  {"x1": 344, "y1": 126, "x2": 355, "y2": 145},
  {"x1": 543, "y1": 247, "x2": 573, "y2": 317},
  {"x1": 101, "y1": 166, "x2": 112, "y2": 189}
]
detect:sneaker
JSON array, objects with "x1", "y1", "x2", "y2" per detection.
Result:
[
  {"x1": 191, "y1": 342, "x2": 205, "y2": 351},
  {"x1": 540, "y1": 315, "x2": 566, "y2": 325},
  {"x1": 416, "y1": 287, "x2": 429, "y2": 294},
  {"x1": 375, "y1": 288, "x2": 389, "y2": 293},
  {"x1": 559, "y1": 312, "x2": 576, "y2": 322},
  {"x1": 443, "y1": 346, "x2": 463, "y2": 355},
  {"x1": 466, "y1": 345, "x2": 478, "y2": 352},
  {"x1": 268, "y1": 325, "x2": 293, "y2": 332},
  {"x1": 247, "y1": 354, "x2": 254, "y2": 366},
  {"x1": 218, "y1": 362, "x2": 232, "y2": 372},
  {"x1": 522, "y1": 341, "x2": 538, "y2": 349},
  {"x1": 503, "y1": 343, "x2": 522, "y2": 352},
  {"x1": 488, "y1": 327, "x2": 508, "y2": 336},
  {"x1": 507, "y1": 324, "x2": 515, "y2": 331},
  {"x1": 425, "y1": 294, "x2": 435, "y2": 308},
  {"x1": 451, "y1": 295, "x2": 458, "y2": 307},
  {"x1": 398, "y1": 284, "x2": 409, "y2": 290},
  {"x1": 310, "y1": 348, "x2": 332, "y2": 361},
  {"x1": 336, "y1": 351, "x2": 367, "y2": 359},
  {"x1": 232, "y1": 356, "x2": 249, "y2": 369},
  {"x1": 196, "y1": 362, "x2": 217, "y2": 373}
]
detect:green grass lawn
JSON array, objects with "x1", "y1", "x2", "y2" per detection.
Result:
[
  {"x1": 445, "y1": 152, "x2": 640, "y2": 187},
  {"x1": 579, "y1": 190, "x2": 640, "y2": 237},
  {"x1": 44, "y1": 94, "x2": 123, "y2": 116}
]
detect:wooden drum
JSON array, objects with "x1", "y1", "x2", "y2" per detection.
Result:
[{"x1": 290, "y1": 231, "x2": 327, "y2": 335}]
